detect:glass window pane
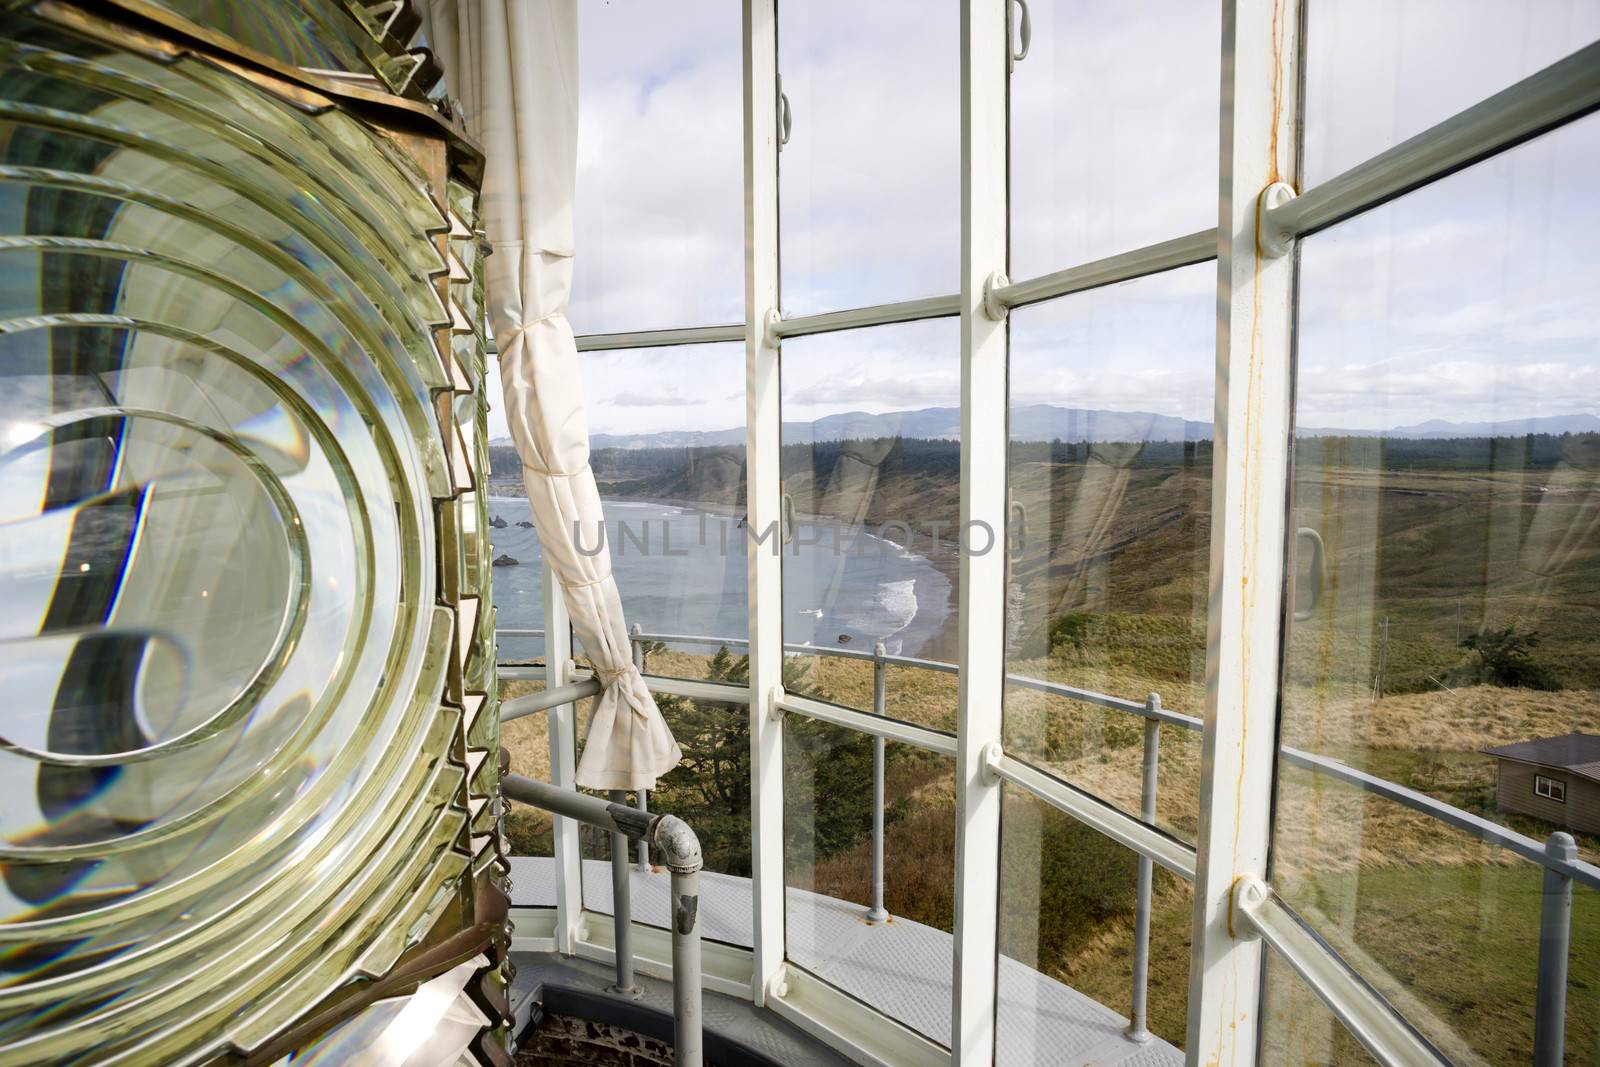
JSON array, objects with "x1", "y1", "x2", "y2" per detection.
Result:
[
  {"x1": 502, "y1": 700, "x2": 554, "y2": 883},
  {"x1": 1009, "y1": 1, "x2": 1219, "y2": 281},
  {"x1": 577, "y1": 687, "x2": 756, "y2": 948},
  {"x1": 785, "y1": 725, "x2": 956, "y2": 1046},
  {"x1": 579, "y1": 343, "x2": 748, "y2": 678},
  {"x1": 997, "y1": 786, "x2": 1193, "y2": 1059},
  {"x1": 1002, "y1": 265, "x2": 1214, "y2": 842},
  {"x1": 1273, "y1": 117, "x2": 1600, "y2": 1062},
  {"x1": 1260, "y1": 954, "x2": 1381, "y2": 1066},
  {"x1": 780, "y1": 319, "x2": 960, "y2": 734},
  {"x1": 561, "y1": 343, "x2": 750, "y2": 941},
  {"x1": 779, "y1": 0, "x2": 958, "y2": 314},
  {"x1": 1302, "y1": 0, "x2": 1600, "y2": 184},
  {"x1": 571, "y1": 1, "x2": 743, "y2": 333},
  {"x1": 486, "y1": 452, "x2": 544, "y2": 664}
]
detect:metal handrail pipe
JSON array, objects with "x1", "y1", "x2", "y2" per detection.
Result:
[
  {"x1": 891, "y1": 655, "x2": 960, "y2": 675},
  {"x1": 775, "y1": 690, "x2": 958, "y2": 758},
  {"x1": 500, "y1": 633, "x2": 1600, "y2": 886},
  {"x1": 790, "y1": 643, "x2": 878, "y2": 663},
  {"x1": 1265, "y1": 39, "x2": 1600, "y2": 242},
  {"x1": 991, "y1": 228, "x2": 1216, "y2": 311},
  {"x1": 502, "y1": 775, "x2": 704, "y2": 1067},
  {"x1": 634, "y1": 628, "x2": 960, "y2": 674},
  {"x1": 1534, "y1": 832, "x2": 1576, "y2": 1066},
  {"x1": 770, "y1": 293, "x2": 960, "y2": 340},
  {"x1": 985, "y1": 748, "x2": 1197, "y2": 881},
  {"x1": 1278, "y1": 746, "x2": 1600, "y2": 891},
  {"x1": 1004, "y1": 671, "x2": 1169, "y2": 720},
  {"x1": 1127, "y1": 714, "x2": 1162, "y2": 1043},
  {"x1": 502, "y1": 775, "x2": 705, "y2": 878},
  {"x1": 607, "y1": 788, "x2": 637, "y2": 994},
  {"x1": 500, "y1": 679, "x2": 602, "y2": 722},
  {"x1": 867, "y1": 644, "x2": 890, "y2": 925},
  {"x1": 646, "y1": 676, "x2": 752, "y2": 705},
  {"x1": 634, "y1": 631, "x2": 750, "y2": 650}
]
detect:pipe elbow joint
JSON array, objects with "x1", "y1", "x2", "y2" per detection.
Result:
[{"x1": 649, "y1": 814, "x2": 703, "y2": 874}]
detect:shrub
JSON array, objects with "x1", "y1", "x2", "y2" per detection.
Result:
[{"x1": 1454, "y1": 625, "x2": 1559, "y2": 690}]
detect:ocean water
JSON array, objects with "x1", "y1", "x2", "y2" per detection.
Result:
[{"x1": 488, "y1": 497, "x2": 951, "y2": 662}]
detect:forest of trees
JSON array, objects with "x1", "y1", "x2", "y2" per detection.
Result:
[{"x1": 489, "y1": 431, "x2": 1598, "y2": 501}]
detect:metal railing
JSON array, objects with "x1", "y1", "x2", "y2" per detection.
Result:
[
  {"x1": 497, "y1": 625, "x2": 1598, "y2": 1063},
  {"x1": 500, "y1": 773, "x2": 705, "y2": 1067}
]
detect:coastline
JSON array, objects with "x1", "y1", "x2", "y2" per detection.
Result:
[{"x1": 485, "y1": 487, "x2": 961, "y2": 662}]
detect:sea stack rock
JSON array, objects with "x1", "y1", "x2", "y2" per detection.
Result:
[
  {"x1": 489, "y1": 515, "x2": 508, "y2": 529},
  {"x1": 492, "y1": 554, "x2": 519, "y2": 567}
]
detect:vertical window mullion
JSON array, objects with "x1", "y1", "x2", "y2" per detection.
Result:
[
  {"x1": 743, "y1": 0, "x2": 787, "y2": 1005},
  {"x1": 542, "y1": 560, "x2": 583, "y2": 952},
  {"x1": 1187, "y1": 0, "x2": 1303, "y2": 1060},
  {"x1": 951, "y1": 1, "x2": 1009, "y2": 1062}
]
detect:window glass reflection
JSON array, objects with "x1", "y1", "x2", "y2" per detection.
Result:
[
  {"x1": 1302, "y1": 0, "x2": 1600, "y2": 184},
  {"x1": 997, "y1": 786, "x2": 1192, "y2": 1059},
  {"x1": 785, "y1": 727, "x2": 956, "y2": 1046},
  {"x1": 580, "y1": 344, "x2": 748, "y2": 666},
  {"x1": 1273, "y1": 115, "x2": 1600, "y2": 1062},
  {"x1": 1009, "y1": 0, "x2": 1218, "y2": 280},
  {"x1": 572, "y1": 0, "x2": 743, "y2": 332},
  {"x1": 1002, "y1": 265, "x2": 1213, "y2": 841},
  {"x1": 501, "y1": 702, "x2": 553, "y2": 862},
  {"x1": 541, "y1": 343, "x2": 752, "y2": 937},
  {"x1": 578, "y1": 684, "x2": 755, "y2": 947},
  {"x1": 781, "y1": 319, "x2": 960, "y2": 734},
  {"x1": 1260, "y1": 954, "x2": 1382, "y2": 1066},
  {"x1": 490, "y1": 343, "x2": 748, "y2": 674},
  {"x1": 779, "y1": 0, "x2": 958, "y2": 313}
]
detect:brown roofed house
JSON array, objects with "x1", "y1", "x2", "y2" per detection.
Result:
[{"x1": 1481, "y1": 733, "x2": 1600, "y2": 835}]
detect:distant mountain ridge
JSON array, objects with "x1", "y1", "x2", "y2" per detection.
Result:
[{"x1": 486, "y1": 408, "x2": 1600, "y2": 451}]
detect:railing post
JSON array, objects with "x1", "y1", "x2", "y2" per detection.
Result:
[
  {"x1": 651, "y1": 813, "x2": 705, "y2": 1067},
  {"x1": 669, "y1": 864, "x2": 704, "y2": 1067},
  {"x1": 1534, "y1": 831, "x2": 1575, "y2": 1066},
  {"x1": 607, "y1": 788, "x2": 637, "y2": 995},
  {"x1": 630, "y1": 625, "x2": 652, "y2": 872},
  {"x1": 1128, "y1": 695, "x2": 1162, "y2": 1042},
  {"x1": 867, "y1": 641, "x2": 889, "y2": 924},
  {"x1": 635, "y1": 790, "x2": 652, "y2": 872}
]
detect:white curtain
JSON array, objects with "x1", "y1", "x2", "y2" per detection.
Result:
[{"x1": 425, "y1": 0, "x2": 681, "y2": 791}]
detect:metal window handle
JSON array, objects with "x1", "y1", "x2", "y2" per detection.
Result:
[
  {"x1": 1009, "y1": 499, "x2": 1028, "y2": 562},
  {"x1": 1293, "y1": 526, "x2": 1326, "y2": 621},
  {"x1": 1008, "y1": 0, "x2": 1031, "y2": 70},
  {"x1": 781, "y1": 492, "x2": 796, "y2": 544},
  {"x1": 777, "y1": 74, "x2": 792, "y2": 149}
]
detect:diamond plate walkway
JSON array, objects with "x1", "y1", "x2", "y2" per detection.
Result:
[
  {"x1": 509, "y1": 856, "x2": 1182, "y2": 1065},
  {"x1": 510, "y1": 951, "x2": 855, "y2": 1067}
]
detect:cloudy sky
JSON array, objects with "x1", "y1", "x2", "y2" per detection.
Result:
[{"x1": 489, "y1": 0, "x2": 1600, "y2": 441}]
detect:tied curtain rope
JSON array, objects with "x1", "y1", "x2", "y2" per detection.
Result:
[{"x1": 423, "y1": 0, "x2": 681, "y2": 790}]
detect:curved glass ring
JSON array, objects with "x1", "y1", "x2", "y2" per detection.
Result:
[{"x1": 0, "y1": 407, "x2": 310, "y2": 768}]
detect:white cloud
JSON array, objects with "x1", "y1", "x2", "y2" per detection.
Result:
[{"x1": 484, "y1": 1, "x2": 1600, "y2": 445}]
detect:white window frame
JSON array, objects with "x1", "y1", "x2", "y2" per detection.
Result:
[{"x1": 525, "y1": 6, "x2": 1600, "y2": 1065}]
